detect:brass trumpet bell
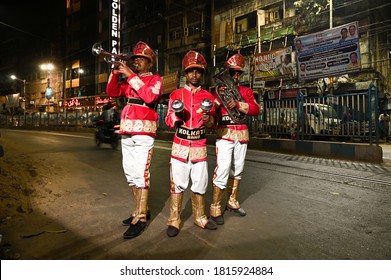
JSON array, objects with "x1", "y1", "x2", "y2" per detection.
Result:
[
  {"x1": 91, "y1": 42, "x2": 129, "y2": 66},
  {"x1": 91, "y1": 42, "x2": 104, "y2": 56}
]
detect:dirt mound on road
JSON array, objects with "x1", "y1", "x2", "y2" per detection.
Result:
[{"x1": 0, "y1": 138, "x2": 57, "y2": 259}]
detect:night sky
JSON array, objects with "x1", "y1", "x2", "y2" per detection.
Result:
[{"x1": 0, "y1": 1, "x2": 64, "y2": 43}]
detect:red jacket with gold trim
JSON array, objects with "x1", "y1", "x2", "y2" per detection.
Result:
[
  {"x1": 215, "y1": 85, "x2": 260, "y2": 143},
  {"x1": 106, "y1": 71, "x2": 162, "y2": 136},
  {"x1": 165, "y1": 85, "x2": 217, "y2": 163}
]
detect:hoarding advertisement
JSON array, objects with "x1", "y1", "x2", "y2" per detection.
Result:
[
  {"x1": 295, "y1": 21, "x2": 360, "y2": 81},
  {"x1": 253, "y1": 46, "x2": 296, "y2": 86}
]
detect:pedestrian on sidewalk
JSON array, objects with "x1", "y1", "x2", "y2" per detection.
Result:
[{"x1": 379, "y1": 111, "x2": 390, "y2": 142}]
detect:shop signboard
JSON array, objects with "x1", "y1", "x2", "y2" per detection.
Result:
[
  {"x1": 45, "y1": 87, "x2": 52, "y2": 99},
  {"x1": 162, "y1": 71, "x2": 178, "y2": 94},
  {"x1": 267, "y1": 88, "x2": 307, "y2": 99}
]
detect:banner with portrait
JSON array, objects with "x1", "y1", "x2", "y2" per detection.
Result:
[
  {"x1": 294, "y1": 21, "x2": 360, "y2": 81},
  {"x1": 253, "y1": 46, "x2": 296, "y2": 87}
]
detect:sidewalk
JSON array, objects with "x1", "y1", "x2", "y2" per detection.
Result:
[
  {"x1": 157, "y1": 131, "x2": 384, "y2": 163},
  {"x1": 380, "y1": 141, "x2": 391, "y2": 162},
  {"x1": 4, "y1": 127, "x2": 390, "y2": 163}
]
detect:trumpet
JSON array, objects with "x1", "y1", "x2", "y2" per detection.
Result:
[{"x1": 91, "y1": 42, "x2": 131, "y2": 67}]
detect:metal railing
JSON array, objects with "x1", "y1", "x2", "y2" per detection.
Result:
[
  {"x1": 0, "y1": 110, "x2": 102, "y2": 129},
  {"x1": 261, "y1": 86, "x2": 379, "y2": 143},
  {"x1": 0, "y1": 104, "x2": 172, "y2": 131},
  {"x1": 1, "y1": 87, "x2": 381, "y2": 145}
]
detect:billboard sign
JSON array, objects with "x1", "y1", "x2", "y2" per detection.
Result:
[
  {"x1": 295, "y1": 21, "x2": 360, "y2": 81},
  {"x1": 253, "y1": 46, "x2": 296, "y2": 87}
]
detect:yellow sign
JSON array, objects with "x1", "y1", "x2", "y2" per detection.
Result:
[{"x1": 162, "y1": 71, "x2": 178, "y2": 94}]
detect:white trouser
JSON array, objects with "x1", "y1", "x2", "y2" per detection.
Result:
[
  {"x1": 170, "y1": 158, "x2": 208, "y2": 194},
  {"x1": 121, "y1": 134, "x2": 154, "y2": 189},
  {"x1": 213, "y1": 138, "x2": 247, "y2": 189}
]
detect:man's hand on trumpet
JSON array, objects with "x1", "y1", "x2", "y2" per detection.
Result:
[{"x1": 113, "y1": 61, "x2": 135, "y2": 77}]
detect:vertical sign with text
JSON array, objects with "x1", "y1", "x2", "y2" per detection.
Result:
[{"x1": 110, "y1": 0, "x2": 120, "y2": 55}]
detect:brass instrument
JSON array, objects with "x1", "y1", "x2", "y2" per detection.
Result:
[
  {"x1": 213, "y1": 68, "x2": 247, "y2": 123},
  {"x1": 91, "y1": 42, "x2": 131, "y2": 68}
]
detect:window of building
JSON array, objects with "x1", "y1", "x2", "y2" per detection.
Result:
[
  {"x1": 266, "y1": 8, "x2": 282, "y2": 25},
  {"x1": 169, "y1": 28, "x2": 182, "y2": 41},
  {"x1": 98, "y1": 62, "x2": 111, "y2": 75},
  {"x1": 235, "y1": 11, "x2": 257, "y2": 34},
  {"x1": 72, "y1": 68, "x2": 79, "y2": 79},
  {"x1": 66, "y1": 69, "x2": 71, "y2": 80},
  {"x1": 188, "y1": 24, "x2": 201, "y2": 36}
]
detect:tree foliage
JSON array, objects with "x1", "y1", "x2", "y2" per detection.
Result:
[
  {"x1": 293, "y1": 0, "x2": 330, "y2": 15},
  {"x1": 293, "y1": 0, "x2": 334, "y2": 32}
]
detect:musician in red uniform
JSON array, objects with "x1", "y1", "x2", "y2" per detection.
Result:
[
  {"x1": 210, "y1": 53, "x2": 260, "y2": 225},
  {"x1": 165, "y1": 50, "x2": 218, "y2": 237},
  {"x1": 106, "y1": 41, "x2": 162, "y2": 239}
]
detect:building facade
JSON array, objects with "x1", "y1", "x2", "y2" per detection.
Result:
[{"x1": 1, "y1": 0, "x2": 390, "y2": 114}]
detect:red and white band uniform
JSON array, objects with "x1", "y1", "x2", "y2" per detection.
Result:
[
  {"x1": 211, "y1": 53, "x2": 260, "y2": 224},
  {"x1": 165, "y1": 50, "x2": 218, "y2": 237},
  {"x1": 106, "y1": 70, "x2": 162, "y2": 188},
  {"x1": 106, "y1": 41, "x2": 162, "y2": 239},
  {"x1": 166, "y1": 85, "x2": 217, "y2": 194}
]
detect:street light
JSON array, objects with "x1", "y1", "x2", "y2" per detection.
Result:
[
  {"x1": 10, "y1": 75, "x2": 26, "y2": 98},
  {"x1": 10, "y1": 74, "x2": 27, "y2": 118},
  {"x1": 40, "y1": 63, "x2": 54, "y2": 71}
]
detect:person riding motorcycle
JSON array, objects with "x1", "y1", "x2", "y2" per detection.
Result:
[{"x1": 95, "y1": 101, "x2": 120, "y2": 148}]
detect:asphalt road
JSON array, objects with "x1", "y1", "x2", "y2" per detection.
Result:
[{"x1": 1, "y1": 129, "x2": 391, "y2": 260}]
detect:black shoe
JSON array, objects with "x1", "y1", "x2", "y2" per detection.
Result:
[
  {"x1": 227, "y1": 207, "x2": 247, "y2": 216},
  {"x1": 123, "y1": 220, "x2": 146, "y2": 239},
  {"x1": 211, "y1": 215, "x2": 224, "y2": 225},
  {"x1": 166, "y1": 226, "x2": 180, "y2": 237},
  {"x1": 205, "y1": 220, "x2": 218, "y2": 230},
  {"x1": 122, "y1": 216, "x2": 133, "y2": 226},
  {"x1": 122, "y1": 210, "x2": 151, "y2": 226}
]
